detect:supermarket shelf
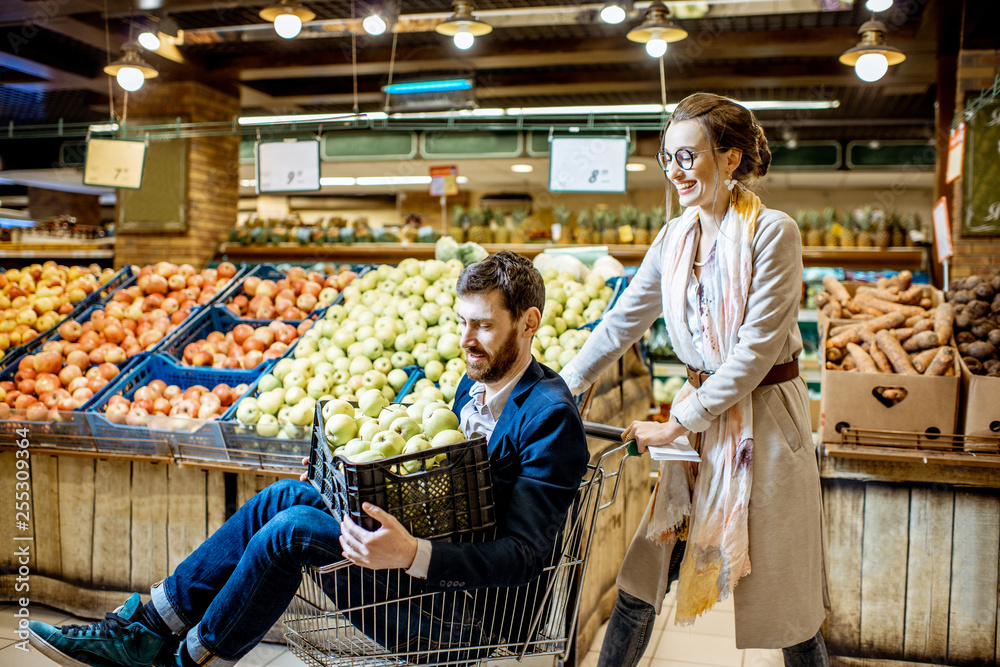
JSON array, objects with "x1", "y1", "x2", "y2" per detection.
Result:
[
  {"x1": 218, "y1": 243, "x2": 926, "y2": 270},
  {"x1": 653, "y1": 361, "x2": 821, "y2": 384},
  {"x1": 1, "y1": 243, "x2": 113, "y2": 259}
]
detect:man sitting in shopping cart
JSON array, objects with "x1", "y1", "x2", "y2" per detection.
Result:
[{"x1": 29, "y1": 250, "x2": 591, "y2": 667}]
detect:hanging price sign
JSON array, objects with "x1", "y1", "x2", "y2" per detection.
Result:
[
  {"x1": 83, "y1": 138, "x2": 147, "y2": 189},
  {"x1": 548, "y1": 136, "x2": 628, "y2": 193},
  {"x1": 256, "y1": 139, "x2": 321, "y2": 193},
  {"x1": 945, "y1": 123, "x2": 965, "y2": 184}
]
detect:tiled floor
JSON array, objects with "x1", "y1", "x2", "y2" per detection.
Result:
[{"x1": 1, "y1": 589, "x2": 784, "y2": 667}]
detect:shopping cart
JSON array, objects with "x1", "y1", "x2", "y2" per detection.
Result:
[{"x1": 281, "y1": 421, "x2": 635, "y2": 667}]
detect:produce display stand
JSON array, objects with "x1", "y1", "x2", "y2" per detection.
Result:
[{"x1": 820, "y1": 429, "x2": 1000, "y2": 667}]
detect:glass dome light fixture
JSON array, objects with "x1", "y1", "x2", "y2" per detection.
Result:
[
  {"x1": 627, "y1": 1, "x2": 687, "y2": 55},
  {"x1": 865, "y1": 0, "x2": 893, "y2": 12},
  {"x1": 259, "y1": 0, "x2": 315, "y2": 39},
  {"x1": 600, "y1": 2, "x2": 627, "y2": 25},
  {"x1": 362, "y1": 13, "x2": 387, "y2": 36},
  {"x1": 435, "y1": 0, "x2": 492, "y2": 50},
  {"x1": 137, "y1": 29, "x2": 160, "y2": 51},
  {"x1": 839, "y1": 20, "x2": 905, "y2": 82},
  {"x1": 103, "y1": 42, "x2": 159, "y2": 91}
]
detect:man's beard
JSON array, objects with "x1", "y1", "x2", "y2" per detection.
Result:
[{"x1": 465, "y1": 328, "x2": 521, "y2": 384}]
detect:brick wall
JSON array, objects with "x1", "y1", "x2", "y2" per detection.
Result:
[
  {"x1": 114, "y1": 82, "x2": 239, "y2": 270},
  {"x1": 949, "y1": 49, "x2": 1000, "y2": 279}
]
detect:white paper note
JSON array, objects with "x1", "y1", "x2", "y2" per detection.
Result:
[{"x1": 646, "y1": 435, "x2": 700, "y2": 462}]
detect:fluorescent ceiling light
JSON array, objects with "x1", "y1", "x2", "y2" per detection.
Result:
[
  {"x1": 740, "y1": 100, "x2": 840, "y2": 111},
  {"x1": 625, "y1": 163, "x2": 646, "y2": 172},
  {"x1": 506, "y1": 104, "x2": 667, "y2": 116},
  {"x1": 510, "y1": 164, "x2": 533, "y2": 173},
  {"x1": 241, "y1": 176, "x2": 470, "y2": 187},
  {"x1": 238, "y1": 113, "x2": 362, "y2": 126},
  {"x1": 383, "y1": 79, "x2": 472, "y2": 95},
  {"x1": 320, "y1": 177, "x2": 358, "y2": 186},
  {"x1": 89, "y1": 123, "x2": 120, "y2": 132}
]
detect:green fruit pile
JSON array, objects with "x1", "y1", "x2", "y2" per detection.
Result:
[
  {"x1": 323, "y1": 393, "x2": 467, "y2": 474},
  {"x1": 540, "y1": 270, "x2": 615, "y2": 331}
]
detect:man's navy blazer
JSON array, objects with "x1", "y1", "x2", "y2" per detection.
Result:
[{"x1": 425, "y1": 358, "x2": 590, "y2": 592}]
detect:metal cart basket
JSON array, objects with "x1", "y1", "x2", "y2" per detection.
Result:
[{"x1": 281, "y1": 422, "x2": 632, "y2": 667}]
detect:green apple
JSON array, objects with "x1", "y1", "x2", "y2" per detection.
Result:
[
  {"x1": 236, "y1": 398, "x2": 260, "y2": 424},
  {"x1": 554, "y1": 317, "x2": 567, "y2": 335},
  {"x1": 325, "y1": 304, "x2": 348, "y2": 322},
  {"x1": 285, "y1": 386, "x2": 308, "y2": 405},
  {"x1": 344, "y1": 438, "x2": 371, "y2": 457},
  {"x1": 420, "y1": 386, "x2": 444, "y2": 402},
  {"x1": 325, "y1": 345, "x2": 346, "y2": 363},
  {"x1": 562, "y1": 310, "x2": 582, "y2": 329},
  {"x1": 436, "y1": 333, "x2": 461, "y2": 360},
  {"x1": 272, "y1": 359, "x2": 294, "y2": 382},
  {"x1": 361, "y1": 370, "x2": 386, "y2": 390},
  {"x1": 325, "y1": 413, "x2": 358, "y2": 447},
  {"x1": 307, "y1": 376, "x2": 330, "y2": 400},
  {"x1": 361, "y1": 337, "x2": 383, "y2": 360},
  {"x1": 283, "y1": 371, "x2": 307, "y2": 391},
  {"x1": 332, "y1": 329, "x2": 355, "y2": 350},
  {"x1": 558, "y1": 349, "x2": 577, "y2": 368},
  {"x1": 256, "y1": 414, "x2": 279, "y2": 438},
  {"x1": 277, "y1": 405, "x2": 293, "y2": 425},
  {"x1": 371, "y1": 431, "x2": 405, "y2": 458},
  {"x1": 441, "y1": 383, "x2": 457, "y2": 402},
  {"x1": 406, "y1": 398, "x2": 430, "y2": 423},
  {"x1": 347, "y1": 374, "x2": 364, "y2": 393},
  {"x1": 420, "y1": 303, "x2": 441, "y2": 325},
  {"x1": 291, "y1": 359, "x2": 315, "y2": 380},
  {"x1": 323, "y1": 399, "x2": 354, "y2": 420},
  {"x1": 544, "y1": 346, "x2": 563, "y2": 363},
  {"x1": 390, "y1": 416, "x2": 421, "y2": 442},
  {"x1": 399, "y1": 257, "x2": 421, "y2": 277},
  {"x1": 350, "y1": 450, "x2": 384, "y2": 463},
  {"x1": 380, "y1": 385, "x2": 396, "y2": 403},
  {"x1": 431, "y1": 429, "x2": 466, "y2": 448},
  {"x1": 359, "y1": 419, "x2": 382, "y2": 442},
  {"x1": 359, "y1": 388, "x2": 389, "y2": 418},
  {"x1": 373, "y1": 357, "x2": 393, "y2": 375},
  {"x1": 394, "y1": 332, "x2": 415, "y2": 352},
  {"x1": 424, "y1": 359, "x2": 445, "y2": 383},
  {"x1": 349, "y1": 356, "x2": 374, "y2": 376},
  {"x1": 258, "y1": 374, "x2": 281, "y2": 393},
  {"x1": 438, "y1": 370, "x2": 462, "y2": 387},
  {"x1": 257, "y1": 391, "x2": 282, "y2": 416},
  {"x1": 333, "y1": 384, "x2": 352, "y2": 398},
  {"x1": 421, "y1": 401, "x2": 449, "y2": 423},
  {"x1": 378, "y1": 404, "x2": 408, "y2": 431},
  {"x1": 423, "y1": 407, "x2": 459, "y2": 440},
  {"x1": 537, "y1": 325, "x2": 558, "y2": 340},
  {"x1": 387, "y1": 368, "x2": 410, "y2": 392},
  {"x1": 289, "y1": 402, "x2": 314, "y2": 427}
]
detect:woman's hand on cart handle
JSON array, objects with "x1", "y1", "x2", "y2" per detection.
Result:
[
  {"x1": 622, "y1": 418, "x2": 689, "y2": 455},
  {"x1": 339, "y1": 503, "x2": 419, "y2": 570}
]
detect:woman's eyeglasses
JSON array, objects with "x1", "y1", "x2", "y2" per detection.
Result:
[{"x1": 655, "y1": 148, "x2": 722, "y2": 171}]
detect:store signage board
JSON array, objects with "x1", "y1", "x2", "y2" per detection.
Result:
[
  {"x1": 932, "y1": 196, "x2": 954, "y2": 263},
  {"x1": 548, "y1": 136, "x2": 628, "y2": 193},
  {"x1": 430, "y1": 165, "x2": 459, "y2": 196},
  {"x1": 83, "y1": 138, "x2": 146, "y2": 189},
  {"x1": 256, "y1": 140, "x2": 321, "y2": 193},
  {"x1": 945, "y1": 123, "x2": 965, "y2": 184}
]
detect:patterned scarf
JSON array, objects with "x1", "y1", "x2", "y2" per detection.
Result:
[{"x1": 648, "y1": 187, "x2": 760, "y2": 624}]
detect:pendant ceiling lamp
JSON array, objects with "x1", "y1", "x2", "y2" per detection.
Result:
[
  {"x1": 104, "y1": 42, "x2": 159, "y2": 91},
  {"x1": 259, "y1": 0, "x2": 315, "y2": 39},
  {"x1": 626, "y1": 1, "x2": 687, "y2": 59},
  {"x1": 435, "y1": 0, "x2": 492, "y2": 50},
  {"x1": 839, "y1": 19, "x2": 906, "y2": 82}
]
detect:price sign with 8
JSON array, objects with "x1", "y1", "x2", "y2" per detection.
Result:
[
  {"x1": 256, "y1": 139, "x2": 321, "y2": 193},
  {"x1": 83, "y1": 138, "x2": 147, "y2": 189},
  {"x1": 548, "y1": 136, "x2": 628, "y2": 193}
]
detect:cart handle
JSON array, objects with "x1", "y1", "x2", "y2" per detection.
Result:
[{"x1": 583, "y1": 421, "x2": 640, "y2": 457}]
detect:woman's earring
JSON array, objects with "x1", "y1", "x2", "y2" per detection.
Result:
[{"x1": 723, "y1": 176, "x2": 737, "y2": 192}]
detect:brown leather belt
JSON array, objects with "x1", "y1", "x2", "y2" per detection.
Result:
[{"x1": 686, "y1": 359, "x2": 799, "y2": 390}]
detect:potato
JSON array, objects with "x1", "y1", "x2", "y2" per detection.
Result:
[
  {"x1": 967, "y1": 341, "x2": 997, "y2": 360},
  {"x1": 992, "y1": 275, "x2": 1000, "y2": 292},
  {"x1": 952, "y1": 289, "x2": 975, "y2": 304},
  {"x1": 956, "y1": 331, "x2": 977, "y2": 345},
  {"x1": 971, "y1": 319, "x2": 995, "y2": 340},
  {"x1": 949, "y1": 278, "x2": 966, "y2": 291},
  {"x1": 990, "y1": 329, "x2": 1000, "y2": 347},
  {"x1": 968, "y1": 300, "x2": 991, "y2": 318},
  {"x1": 963, "y1": 357, "x2": 983, "y2": 374},
  {"x1": 985, "y1": 359, "x2": 1000, "y2": 374},
  {"x1": 965, "y1": 276, "x2": 984, "y2": 291},
  {"x1": 992, "y1": 293, "x2": 1000, "y2": 314},
  {"x1": 974, "y1": 282, "x2": 995, "y2": 301}
]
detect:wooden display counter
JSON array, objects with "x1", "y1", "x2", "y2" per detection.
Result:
[
  {"x1": 821, "y1": 450, "x2": 1000, "y2": 666},
  {"x1": 0, "y1": 352, "x2": 654, "y2": 660},
  {"x1": 217, "y1": 242, "x2": 928, "y2": 271}
]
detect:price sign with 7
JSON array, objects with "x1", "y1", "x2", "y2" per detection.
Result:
[
  {"x1": 83, "y1": 138, "x2": 147, "y2": 189},
  {"x1": 256, "y1": 139, "x2": 321, "y2": 193}
]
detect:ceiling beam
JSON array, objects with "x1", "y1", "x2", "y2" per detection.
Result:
[{"x1": 0, "y1": 52, "x2": 107, "y2": 93}]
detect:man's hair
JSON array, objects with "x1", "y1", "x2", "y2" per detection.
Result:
[{"x1": 457, "y1": 250, "x2": 545, "y2": 321}]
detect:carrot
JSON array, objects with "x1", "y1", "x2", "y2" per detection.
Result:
[
  {"x1": 897, "y1": 286, "x2": 924, "y2": 305},
  {"x1": 852, "y1": 313, "x2": 875, "y2": 320},
  {"x1": 827, "y1": 328, "x2": 863, "y2": 348},
  {"x1": 825, "y1": 346, "x2": 844, "y2": 363},
  {"x1": 893, "y1": 327, "x2": 914, "y2": 342},
  {"x1": 875, "y1": 329, "x2": 919, "y2": 375},
  {"x1": 876, "y1": 277, "x2": 892, "y2": 292},
  {"x1": 854, "y1": 311, "x2": 905, "y2": 333},
  {"x1": 822, "y1": 276, "x2": 853, "y2": 306},
  {"x1": 857, "y1": 286, "x2": 902, "y2": 303},
  {"x1": 853, "y1": 292, "x2": 926, "y2": 317},
  {"x1": 902, "y1": 330, "x2": 939, "y2": 352},
  {"x1": 827, "y1": 298, "x2": 842, "y2": 319},
  {"x1": 868, "y1": 340, "x2": 892, "y2": 373},
  {"x1": 912, "y1": 319, "x2": 934, "y2": 334},
  {"x1": 816, "y1": 291, "x2": 830, "y2": 309},
  {"x1": 934, "y1": 302, "x2": 955, "y2": 346},
  {"x1": 912, "y1": 346, "x2": 942, "y2": 373},
  {"x1": 842, "y1": 354, "x2": 856, "y2": 371},
  {"x1": 846, "y1": 342, "x2": 879, "y2": 373},
  {"x1": 897, "y1": 270, "x2": 913, "y2": 291},
  {"x1": 904, "y1": 312, "x2": 928, "y2": 327},
  {"x1": 924, "y1": 346, "x2": 956, "y2": 376}
]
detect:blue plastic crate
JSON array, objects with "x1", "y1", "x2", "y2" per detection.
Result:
[
  {"x1": 86, "y1": 353, "x2": 264, "y2": 461},
  {"x1": 158, "y1": 305, "x2": 303, "y2": 369}
]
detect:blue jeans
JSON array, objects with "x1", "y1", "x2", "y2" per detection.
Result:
[
  {"x1": 597, "y1": 590, "x2": 829, "y2": 667},
  {"x1": 149, "y1": 479, "x2": 489, "y2": 666}
]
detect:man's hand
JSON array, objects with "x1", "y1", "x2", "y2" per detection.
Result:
[
  {"x1": 339, "y1": 503, "x2": 419, "y2": 570},
  {"x1": 299, "y1": 457, "x2": 309, "y2": 482},
  {"x1": 622, "y1": 418, "x2": 688, "y2": 454}
]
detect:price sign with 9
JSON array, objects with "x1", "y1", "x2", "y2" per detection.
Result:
[{"x1": 256, "y1": 139, "x2": 321, "y2": 193}]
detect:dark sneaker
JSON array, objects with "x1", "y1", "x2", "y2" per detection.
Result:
[{"x1": 27, "y1": 593, "x2": 167, "y2": 667}]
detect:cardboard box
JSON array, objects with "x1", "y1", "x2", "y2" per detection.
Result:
[
  {"x1": 818, "y1": 324, "x2": 960, "y2": 444},
  {"x1": 958, "y1": 356, "x2": 1000, "y2": 451}
]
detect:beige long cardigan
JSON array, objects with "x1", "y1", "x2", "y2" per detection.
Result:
[{"x1": 561, "y1": 207, "x2": 830, "y2": 649}]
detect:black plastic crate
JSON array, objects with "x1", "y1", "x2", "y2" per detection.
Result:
[{"x1": 308, "y1": 400, "x2": 495, "y2": 540}]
